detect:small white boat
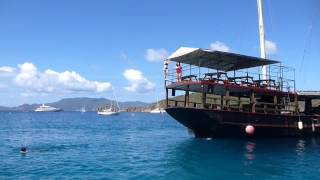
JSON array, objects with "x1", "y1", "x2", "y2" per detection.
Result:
[
  {"x1": 150, "y1": 108, "x2": 165, "y2": 114},
  {"x1": 97, "y1": 108, "x2": 120, "y2": 115},
  {"x1": 35, "y1": 104, "x2": 62, "y2": 112},
  {"x1": 80, "y1": 105, "x2": 86, "y2": 113},
  {"x1": 150, "y1": 98, "x2": 164, "y2": 114},
  {"x1": 97, "y1": 90, "x2": 120, "y2": 116}
]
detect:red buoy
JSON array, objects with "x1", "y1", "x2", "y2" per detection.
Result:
[{"x1": 245, "y1": 125, "x2": 255, "y2": 135}]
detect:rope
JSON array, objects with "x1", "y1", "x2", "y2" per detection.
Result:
[{"x1": 298, "y1": 6, "x2": 320, "y2": 89}]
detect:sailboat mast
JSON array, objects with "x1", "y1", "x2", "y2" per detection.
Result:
[
  {"x1": 156, "y1": 96, "x2": 159, "y2": 108},
  {"x1": 112, "y1": 89, "x2": 120, "y2": 110},
  {"x1": 257, "y1": 0, "x2": 267, "y2": 80}
]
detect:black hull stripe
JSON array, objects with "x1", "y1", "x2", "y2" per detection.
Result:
[{"x1": 168, "y1": 107, "x2": 319, "y2": 118}]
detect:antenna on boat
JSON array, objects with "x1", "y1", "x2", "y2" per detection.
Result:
[{"x1": 257, "y1": 0, "x2": 267, "y2": 80}]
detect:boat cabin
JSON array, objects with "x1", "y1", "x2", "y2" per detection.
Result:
[
  {"x1": 298, "y1": 91, "x2": 320, "y2": 115},
  {"x1": 164, "y1": 47, "x2": 304, "y2": 115}
]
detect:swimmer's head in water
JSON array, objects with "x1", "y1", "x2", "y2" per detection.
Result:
[{"x1": 20, "y1": 147, "x2": 27, "y2": 152}]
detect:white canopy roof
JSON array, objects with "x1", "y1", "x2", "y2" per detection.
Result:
[
  {"x1": 167, "y1": 47, "x2": 199, "y2": 59},
  {"x1": 167, "y1": 47, "x2": 279, "y2": 71}
]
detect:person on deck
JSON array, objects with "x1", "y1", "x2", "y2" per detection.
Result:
[
  {"x1": 164, "y1": 59, "x2": 169, "y2": 80},
  {"x1": 176, "y1": 63, "x2": 182, "y2": 82}
]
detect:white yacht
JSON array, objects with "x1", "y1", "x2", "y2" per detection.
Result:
[{"x1": 35, "y1": 104, "x2": 62, "y2": 112}]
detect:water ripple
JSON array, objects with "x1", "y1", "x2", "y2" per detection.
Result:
[{"x1": 0, "y1": 112, "x2": 320, "y2": 179}]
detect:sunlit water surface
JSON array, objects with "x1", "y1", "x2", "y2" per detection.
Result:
[{"x1": 0, "y1": 112, "x2": 319, "y2": 179}]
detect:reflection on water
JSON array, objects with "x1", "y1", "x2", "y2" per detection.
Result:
[
  {"x1": 295, "y1": 139, "x2": 305, "y2": 156},
  {"x1": 1, "y1": 112, "x2": 320, "y2": 179},
  {"x1": 244, "y1": 141, "x2": 256, "y2": 162},
  {"x1": 166, "y1": 138, "x2": 320, "y2": 180}
]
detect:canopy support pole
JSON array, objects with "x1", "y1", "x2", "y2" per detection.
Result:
[
  {"x1": 185, "y1": 85, "x2": 189, "y2": 107},
  {"x1": 274, "y1": 95, "x2": 278, "y2": 114},
  {"x1": 251, "y1": 91, "x2": 256, "y2": 113},
  {"x1": 166, "y1": 88, "x2": 169, "y2": 108},
  {"x1": 226, "y1": 88, "x2": 230, "y2": 110},
  {"x1": 202, "y1": 85, "x2": 207, "y2": 109}
]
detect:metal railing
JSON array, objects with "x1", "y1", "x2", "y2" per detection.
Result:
[
  {"x1": 167, "y1": 95, "x2": 297, "y2": 114},
  {"x1": 165, "y1": 63, "x2": 296, "y2": 93}
]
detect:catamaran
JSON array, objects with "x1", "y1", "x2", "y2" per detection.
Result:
[{"x1": 164, "y1": 0, "x2": 320, "y2": 138}]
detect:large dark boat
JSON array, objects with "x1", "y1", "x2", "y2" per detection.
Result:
[
  {"x1": 164, "y1": 47, "x2": 320, "y2": 138},
  {"x1": 164, "y1": 0, "x2": 320, "y2": 138}
]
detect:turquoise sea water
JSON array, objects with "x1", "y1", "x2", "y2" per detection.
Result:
[{"x1": 0, "y1": 112, "x2": 320, "y2": 179}]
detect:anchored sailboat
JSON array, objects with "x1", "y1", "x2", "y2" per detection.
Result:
[
  {"x1": 150, "y1": 97, "x2": 164, "y2": 114},
  {"x1": 97, "y1": 90, "x2": 120, "y2": 116}
]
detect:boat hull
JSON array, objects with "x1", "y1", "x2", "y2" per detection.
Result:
[
  {"x1": 34, "y1": 109, "x2": 62, "y2": 112},
  {"x1": 150, "y1": 109, "x2": 165, "y2": 114},
  {"x1": 166, "y1": 107, "x2": 320, "y2": 138},
  {"x1": 97, "y1": 111, "x2": 120, "y2": 116}
]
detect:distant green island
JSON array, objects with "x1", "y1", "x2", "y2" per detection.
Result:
[
  {"x1": 1, "y1": 94, "x2": 319, "y2": 112},
  {"x1": 0, "y1": 97, "x2": 155, "y2": 112}
]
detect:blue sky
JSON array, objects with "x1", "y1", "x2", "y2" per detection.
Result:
[{"x1": 0, "y1": 0, "x2": 319, "y2": 106}]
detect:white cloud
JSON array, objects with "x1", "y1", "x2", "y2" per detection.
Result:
[
  {"x1": 0, "y1": 66, "x2": 16, "y2": 76},
  {"x1": 265, "y1": 40, "x2": 278, "y2": 55},
  {"x1": 0, "y1": 66, "x2": 16, "y2": 73},
  {"x1": 20, "y1": 92, "x2": 35, "y2": 97},
  {"x1": 145, "y1": 48, "x2": 168, "y2": 62},
  {"x1": 210, "y1": 41, "x2": 230, "y2": 52},
  {"x1": 20, "y1": 92, "x2": 48, "y2": 97},
  {"x1": 123, "y1": 69, "x2": 155, "y2": 93},
  {"x1": 14, "y1": 62, "x2": 112, "y2": 95}
]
